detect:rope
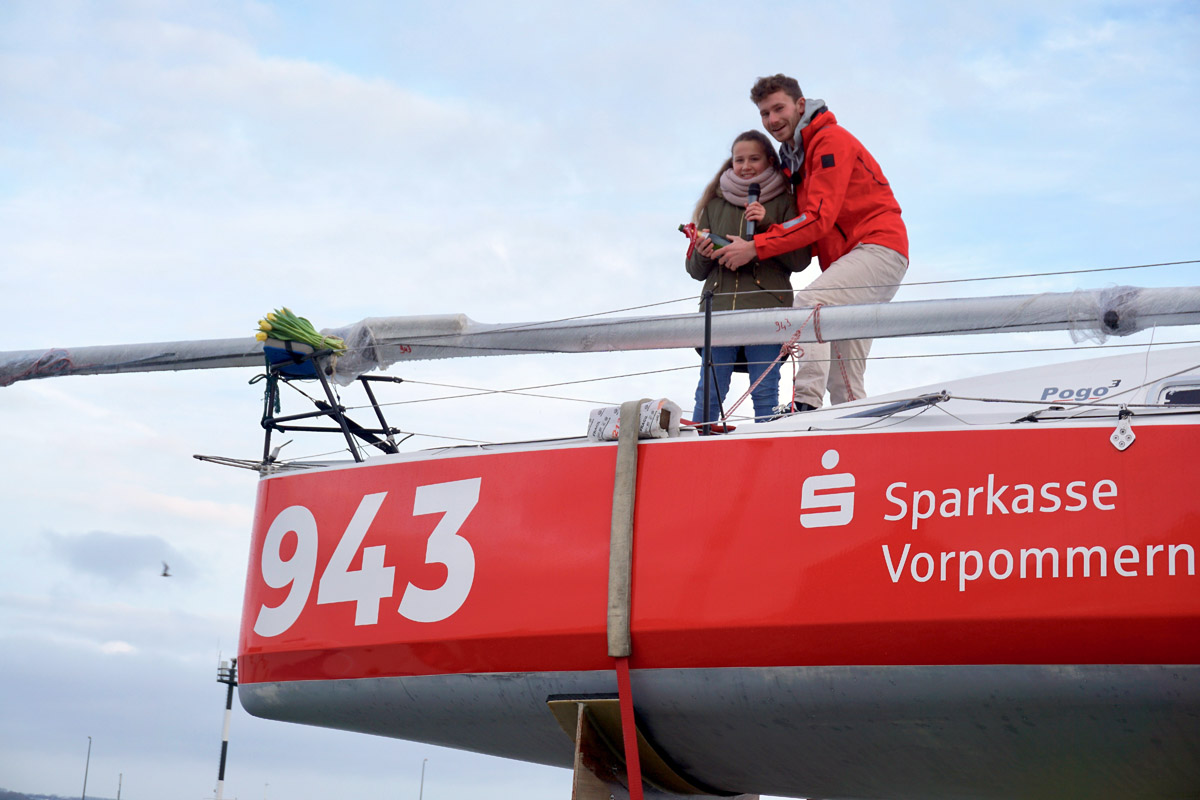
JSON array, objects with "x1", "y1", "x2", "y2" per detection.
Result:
[
  {"x1": 722, "y1": 306, "x2": 821, "y2": 422},
  {"x1": 835, "y1": 340, "x2": 856, "y2": 402}
]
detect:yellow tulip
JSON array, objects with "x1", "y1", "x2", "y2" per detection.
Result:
[
  {"x1": 255, "y1": 331, "x2": 268, "y2": 341},
  {"x1": 259, "y1": 320, "x2": 272, "y2": 331},
  {"x1": 267, "y1": 312, "x2": 277, "y2": 321}
]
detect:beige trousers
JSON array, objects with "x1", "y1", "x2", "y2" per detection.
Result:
[{"x1": 791, "y1": 244, "x2": 909, "y2": 408}]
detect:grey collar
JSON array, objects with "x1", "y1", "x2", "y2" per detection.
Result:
[{"x1": 779, "y1": 98, "x2": 828, "y2": 174}]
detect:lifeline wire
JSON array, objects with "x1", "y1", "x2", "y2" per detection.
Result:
[
  {"x1": 343, "y1": 366, "x2": 695, "y2": 411},
  {"x1": 280, "y1": 351, "x2": 1200, "y2": 458},
  {"x1": 280, "y1": 259, "x2": 1200, "y2": 430},
  {"x1": 367, "y1": 256, "x2": 1200, "y2": 350},
  {"x1": 340, "y1": 338, "x2": 1200, "y2": 415},
  {"x1": 705, "y1": 258, "x2": 1200, "y2": 300},
  {"x1": 279, "y1": 428, "x2": 497, "y2": 464},
  {"x1": 235, "y1": 260, "x2": 1200, "y2": 463}
]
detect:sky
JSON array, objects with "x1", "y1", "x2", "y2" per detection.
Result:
[{"x1": 1, "y1": 1, "x2": 1199, "y2": 799}]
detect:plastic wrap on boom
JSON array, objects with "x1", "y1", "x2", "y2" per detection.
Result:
[
  {"x1": 0, "y1": 338, "x2": 261, "y2": 387},
  {"x1": 1068, "y1": 285, "x2": 1144, "y2": 343},
  {"x1": 323, "y1": 314, "x2": 473, "y2": 385},
  {"x1": 2, "y1": 286, "x2": 1200, "y2": 387},
  {"x1": 338, "y1": 286, "x2": 1200, "y2": 367}
]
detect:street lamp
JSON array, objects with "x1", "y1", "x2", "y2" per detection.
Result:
[
  {"x1": 418, "y1": 758, "x2": 428, "y2": 800},
  {"x1": 81, "y1": 736, "x2": 92, "y2": 800},
  {"x1": 215, "y1": 658, "x2": 238, "y2": 800}
]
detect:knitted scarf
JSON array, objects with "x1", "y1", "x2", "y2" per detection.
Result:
[{"x1": 718, "y1": 165, "x2": 787, "y2": 207}]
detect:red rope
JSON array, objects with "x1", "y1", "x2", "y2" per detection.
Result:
[
  {"x1": 723, "y1": 306, "x2": 818, "y2": 421},
  {"x1": 835, "y1": 341, "x2": 858, "y2": 401}
]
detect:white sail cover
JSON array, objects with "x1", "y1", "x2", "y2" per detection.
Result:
[{"x1": 3, "y1": 285, "x2": 1200, "y2": 387}]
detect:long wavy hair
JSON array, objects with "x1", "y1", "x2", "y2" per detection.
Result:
[{"x1": 691, "y1": 130, "x2": 780, "y2": 225}]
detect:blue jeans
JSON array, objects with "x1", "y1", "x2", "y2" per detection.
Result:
[{"x1": 692, "y1": 344, "x2": 783, "y2": 424}]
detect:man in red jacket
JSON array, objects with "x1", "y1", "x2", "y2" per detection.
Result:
[{"x1": 718, "y1": 74, "x2": 909, "y2": 411}]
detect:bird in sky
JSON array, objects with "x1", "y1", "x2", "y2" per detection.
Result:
[{"x1": 161, "y1": 561, "x2": 171, "y2": 577}]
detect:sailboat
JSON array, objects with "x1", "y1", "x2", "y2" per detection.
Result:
[{"x1": 3, "y1": 285, "x2": 1199, "y2": 800}]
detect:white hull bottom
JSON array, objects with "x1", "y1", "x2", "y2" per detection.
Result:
[{"x1": 241, "y1": 664, "x2": 1200, "y2": 799}]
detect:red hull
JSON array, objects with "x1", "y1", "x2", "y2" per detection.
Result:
[{"x1": 239, "y1": 424, "x2": 1200, "y2": 683}]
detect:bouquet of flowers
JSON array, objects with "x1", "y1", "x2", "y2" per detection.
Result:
[{"x1": 255, "y1": 307, "x2": 346, "y2": 353}]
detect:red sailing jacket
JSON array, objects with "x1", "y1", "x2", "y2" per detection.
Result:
[{"x1": 754, "y1": 108, "x2": 908, "y2": 270}]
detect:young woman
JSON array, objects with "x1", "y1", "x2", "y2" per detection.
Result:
[{"x1": 686, "y1": 130, "x2": 810, "y2": 424}]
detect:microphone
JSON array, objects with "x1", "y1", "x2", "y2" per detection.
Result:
[{"x1": 745, "y1": 182, "x2": 760, "y2": 237}]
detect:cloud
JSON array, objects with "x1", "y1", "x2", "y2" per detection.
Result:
[
  {"x1": 5, "y1": 9, "x2": 539, "y2": 205},
  {"x1": 109, "y1": 486, "x2": 251, "y2": 531},
  {"x1": 0, "y1": 3, "x2": 1197, "y2": 800},
  {"x1": 0, "y1": 630, "x2": 570, "y2": 800},
  {"x1": 43, "y1": 529, "x2": 191, "y2": 584},
  {"x1": 0, "y1": 589, "x2": 235, "y2": 658}
]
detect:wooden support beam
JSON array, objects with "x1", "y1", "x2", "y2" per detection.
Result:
[{"x1": 547, "y1": 697, "x2": 758, "y2": 800}]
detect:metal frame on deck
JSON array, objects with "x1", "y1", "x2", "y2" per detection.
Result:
[{"x1": 258, "y1": 347, "x2": 405, "y2": 466}]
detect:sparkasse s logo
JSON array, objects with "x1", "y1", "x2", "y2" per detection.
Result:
[{"x1": 800, "y1": 449, "x2": 855, "y2": 528}]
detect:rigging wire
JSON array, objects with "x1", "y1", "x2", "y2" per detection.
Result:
[
  {"x1": 340, "y1": 339, "x2": 1200, "y2": 412},
  {"x1": 319, "y1": 257, "x2": 1200, "y2": 357},
  {"x1": 242, "y1": 258, "x2": 1200, "y2": 459},
  {"x1": 859, "y1": 337, "x2": 1200, "y2": 363},
  {"x1": 711, "y1": 258, "x2": 1200, "y2": 297},
  {"x1": 725, "y1": 401, "x2": 944, "y2": 436},
  {"x1": 342, "y1": 257, "x2": 1200, "y2": 351},
  {"x1": 259, "y1": 337, "x2": 1198, "y2": 466},
  {"x1": 339, "y1": 365, "x2": 695, "y2": 411},
  {"x1": 355, "y1": 387, "x2": 616, "y2": 408},
  {"x1": 899, "y1": 258, "x2": 1200, "y2": 289},
  {"x1": 260, "y1": 370, "x2": 498, "y2": 460},
  {"x1": 263, "y1": 351, "x2": 1200, "y2": 461},
  {"x1": 275, "y1": 429, "x2": 497, "y2": 464}
]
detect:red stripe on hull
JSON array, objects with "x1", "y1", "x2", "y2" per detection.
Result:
[{"x1": 242, "y1": 615, "x2": 1200, "y2": 684}]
